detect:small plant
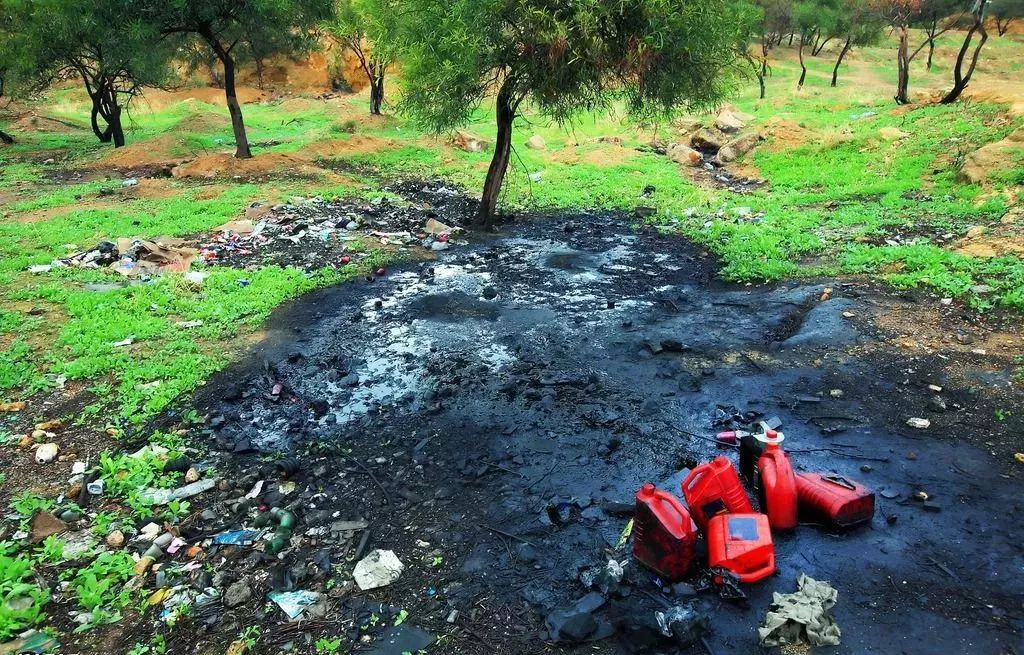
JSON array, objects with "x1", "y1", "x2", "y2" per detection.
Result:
[
  {"x1": 332, "y1": 119, "x2": 358, "y2": 134},
  {"x1": 315, "y1": 637, "x2": 343, "y2": 654},
  {"x1": 36, "y1": 536, "x2": 65, "y2": 564},
  {"x1": 64, "y1": 551, "x2": 135, "y2": 631},
  {"x1": 238, "y1": 626, "x2": 262, "y2": 650},
  {"x1": 394, "y1": 609, "x2": 408, "y2": 626},
  {"x1": 0, "y1": 552, "x2": 50, "y2": 639},
  {"x1": 9, "y1": 493, "x2": 54, "y2": 530},
  {"x1": 996, "y1": 408, "x2": 1012, "y2": 421}
]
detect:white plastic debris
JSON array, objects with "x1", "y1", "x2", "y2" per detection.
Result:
[
  {"x1": 906, "y1": 417, "x2": 931, "y2": 429},
  {"x1": 353, "y1": 549, "x2": 405, "y2": 590},
  {"x1": 35, "y1": 443, "x2": 59, "y2": 463}
]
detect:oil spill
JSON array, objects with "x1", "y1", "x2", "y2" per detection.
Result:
[{"x1": 197, "y1": 209, "x2": 1023, "y2": 654}]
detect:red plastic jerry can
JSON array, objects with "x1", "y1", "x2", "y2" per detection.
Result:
[
  {"x1": 706, "y1": 513, "x2": 776, "y2": 583},
  {"x1": 680, "y1": 456, "x2": 753, "y2": 533},
  {"x1": 757, "y1": 432, "x2": 798, "y2": 531},
  {"x1": 796, "y1": 473, "x2": 875, "y2": 528},
  {"x1": 633, "y1": 483, "x2": 698, "y2": 582}
]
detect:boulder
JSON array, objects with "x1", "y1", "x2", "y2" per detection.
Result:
[
  {"x1": 714, "y1": 111, "x2": 745, "y2": 133},
  {"x1": 959, "y1": 127, "x2": 1024, "y2": 184},
  {"x1": 453, "y1": 131, "x2": 489, "y2": 153},
  {"x1": 690, "y1": 129, "x2": 726, "y2": 153},
  {"x1": 667, "y1": 142, "x2": 703, "y2": 166},
  {"x1": 525, "y1": 135, "x2": 547, "y2": 150},
  {"x1": 716, "y1": 132, "x2": 763, "y2": 163}
]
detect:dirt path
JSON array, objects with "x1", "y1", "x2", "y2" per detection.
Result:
[{"x1": 189, "y1": 209, "x2": 1023, "y2": 654}]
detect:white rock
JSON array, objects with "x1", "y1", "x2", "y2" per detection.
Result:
[
  {"x1": 353, "y1": 549, "x2": 404, "y2": 590},
  {"x1": 525, "y1": 135, "x2": 546, "y2": 150},
  {"x1": 907, "y1": 417, "x2": 931, "y2": 429},
  {"x1": 35, "y1": 442, "x2": 59, "y2": 463}
]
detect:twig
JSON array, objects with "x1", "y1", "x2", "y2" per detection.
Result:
[
  {"x1": 345, "y1": 458, "x2": 391, "y2": 505},
  {"x1": 525, "y1": 460, "x2": 558, "y2": 491},
  {"x1": 485, "y1": 461, "x2": 526, "y2": 478},
  {"x1": 477, "y1": 524, "x2": 537, "y2": 547},
  {"x1": 741, "y1": 352, "x2": 764, "y2": 372},
  {"x1": 667, "y1": 421, "x2": 739, "y2": 450}
]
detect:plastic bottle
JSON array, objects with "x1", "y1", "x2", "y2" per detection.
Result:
[
  {"x1": 633, "y1": 483, "x2": 698, "y2": 581},
  {"x1": 756, "y1": 430, "x2": 798, "y2": 530},
  {"x1": 680, "y1": 456, "x2": 754, "y2": 533}
]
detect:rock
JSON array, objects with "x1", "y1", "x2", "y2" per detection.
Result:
[
  {"x1": 482, "y1": 285, "x2": 498, "y2": 300},
  {"x1": 715, "y1": 111, "x2": 745, "y2": 133},
  {"x1": 430, "y1": 241, "x2": 449, "y2": 251},
  {"x1": 453, "y1": 131, "x2": 488, "y2": 153},
  {"x1": 353, "y1": 549, "x2": 404, "y2": 590},
  {"x1": 671, "y1": 117, "x2": 703, "y2": 133},
  {"x1": 723, "y1": 132, "x2": 762, "y2": 158},
  {"x1": 666, "y1": 142, "x2": 702, "y2": 166},
  {"x1": 960, "y1": 129, "x2": 1024, "y2": 183},
  {"x1": 690, "y1": 128, "x2": 726, "y2": 152},
  {"x1": 184, "y1": 467, "x2": 200, "y2": 483},
  {"x1": 106, "y1": 530, "x2": 125, "y2": 548},
  {"x1": 546, "y1": 592, "x2": 613, "y2": 643},
  {"x1": 716, "y1": 146, "x2": 739, "y2": 163},
  {"x1": 927, "y1": 396, "x2": 947, "y2": 412},
  {"x1": 30, "y1": 512, "x2": 68, "y2": 543},
  {"x1": 525, "y1": 135, "x2": 546, "y2": 150},
  {"x1": 879, "y1": 127, "x2": 909, "y2": 141},
  {"x1": 224, "y1": 579, "x2": 253, "y2": 607},
  {"x1": 35, "y1": 442, "x2": 58, "y2": 463},
  {"x1": 906, "y1": 417, "x2": 931, "y2": 429},
  {"x1": 965, "y1": 225, "x2": 986, "y2": 239}
]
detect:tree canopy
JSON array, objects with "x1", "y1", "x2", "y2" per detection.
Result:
[
  {"x1": 144, "y1": 0, "x2": 333, "y2": 158},
  {"x1": 395, "y1": 0, "x2": 754, "y2": 223},
  {"x1": 324, "y1": 0, "x2": 398, "y2": 114},
  {"x1": 1, "y1": 0, "x2": 175, "y2": 146}
]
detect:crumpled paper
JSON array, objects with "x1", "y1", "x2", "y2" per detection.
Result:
[{"x1": 758, "y1": 573, "x2": 841, "y2": 647}]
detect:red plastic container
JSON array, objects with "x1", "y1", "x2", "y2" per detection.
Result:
[
  {"x1": 757, "y1": 435, "x2": 798, "y2": 531},
  {"x1": 707, "y1": 513, "x2": 776, "y2": 583},
  {"x1": 681, "y1": 456, "x2": 753, "y2": 533},
  {"x1": 796, "y1": 473, "x2": 875, "y2": 528},
  {"x1": 633, "y1": 483, "x2": 698, "y2": 581}
]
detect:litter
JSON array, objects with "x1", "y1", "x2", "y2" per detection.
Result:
[
  {"x1": 756, "y1": 430, "x2": 797, "y2": 531},
  {"x1": 213, "y1": 529, "x2": 263, "y2": 546},
  {"x1": 907, "y1": 417, "x2": 931, "y2": 429},
  {"x1": 706, "y1": 513, "x2": 776, "y2": 583},
  {"x1": 268, "y1": 590, "x2": 323, "y2": 620},
  {"x1": 758, "y1": 574, "x2": 841, "y2": 647},
  {"x1": 681, "y1": 456, "x2": 753, "y2": 532},
  {"x1": 796, "y1": 473, "x2": 875, "y2": 528},
  {"x1": 633, "y1": 483, "x2": 697, "y2": 581},
  {"x1": 353, "y1": 549, "x2": 404, "y2": 590}
]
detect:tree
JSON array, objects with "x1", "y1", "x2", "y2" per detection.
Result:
[
  {"x1": 941, "y1": 0, "x2": 991, "y2": 102},
  {"x1": 755, "y1": 0, "x2": 793, "y2": 98},
  {"x1": 324, "y1": 0, "x2": 396, "y2": 115},
  {"x1": 912, "y1": 0, "x2": 968, "y2": 69},
  {"x1": 394, "y1": 0, "x2": 752, "y2": 226},
  {"x1": 793, "y1": 1, "x2": 831, "y2": 87},
  {"x1": 876, "y1": 0, "x2": 923, "y2": 104},
  {"x1": 991, "y1": 0, "x2": 1024, "y2": 34},
  {"x1": 1, "y1": 0, "x2": 173, "y2": 147},
  {"x1": 831, "y1": 0, "x2": 884, "y2": 86},
  {"x1": 148, "y1": 0, "x2": 333, "y2": 159}
]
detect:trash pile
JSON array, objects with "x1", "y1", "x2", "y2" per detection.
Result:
[
  {"x1": 198, "y1": 182, "x2": 473, "y2": 272},
  {"x1": 28, "y1": 237, "x2": 198, "y2": 277},
  {"x1": 628, "y1": 421, "x2": 874, "y2": 649}
]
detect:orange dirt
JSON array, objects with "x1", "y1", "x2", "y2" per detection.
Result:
[
  {"x1": 10, "y1": 114, "x2": 87, "y2": 133},
  {"x1": 302, "y1": 135, "x2": 395, "y2": 160},
  {"x1": 136, "y1": 86, "x2": 268, "y2": 111},
  {"x1": 99, "y1": 135, "x2": 194, "y2": 168}
]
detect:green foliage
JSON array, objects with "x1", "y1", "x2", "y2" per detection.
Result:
[
  {"x1": 396, "y1": 0, "x2": 752, "y2": 131},
  {"x1": 315, "y1": 637, "x2": 343, "y2": 654},
  {"x1": 0, "y1": 552, "x2": 49, "y2": 639},
  {"x1": 9, "y1": 492, "x2": 54, "y2": 530},
  {"x1": 64, "y1": 550, "x2": 135, "y2": 630}
]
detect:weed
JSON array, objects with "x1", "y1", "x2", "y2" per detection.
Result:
[
  {"x1": 9, "y1": 492, "x2": 54, "y2": 530},
  {"x1": 0, "y1": 552, "x2": 50, "y2": 639},
  {"x1": 315, "y1": 637, "x2": 343, "y2": 654},
  {"x1": 64, "y1": 550, "x2": 136, "y2": 631}
]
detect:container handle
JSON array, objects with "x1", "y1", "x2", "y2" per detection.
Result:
[
  {"x1": 823, "y1": 475, "x2": 855, "y2": 490},
  {"x1": 652, "y1": 489, "x2": 687, "y2": 518},
  {"x1": 681, "y1": 467, "x2": 705, "y2": 493}
]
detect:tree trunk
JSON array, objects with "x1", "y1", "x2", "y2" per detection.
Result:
[
  {"x1": 941, "y1": 8, "x2": 989, "y2": 104},
  {"x1": 926, "y1": 16, "x2": 937, "y2": 69},
  {"x1": 369, "y1": 62, "x2": 385, "y2": 115},
  {"x1": 813, "y1": 36, "x2": 834, "y2": 56},
  {"x1": 895, "y1": 25, "x2": 910, "y2": 104},
  {"x1": 758, "y1": 37, "x2": 769, "y2": 99},
  {"x1": 832, "y1": 36, "x2": 852, "y2": 87},
  {"x1": 108, "y1": 104, "x2": 125, "y2": 148},
  {"x1": 798, "y1": 34, "x2": 808, "y2": 88},
  {"x1": 996, "y1": 17, "x2": 1012, "y2": 36},
  {"x1": 210, "y1": 40, "x2": 252, "y2": 159},
  {"x1": 98, "y1": 84, "x2": 125, "y2": 148},
  {"x1": 0, "y1": 129, "x2": 13, "y2": 144},
  {"x1": 89, "y1": 94, "x2": 113, "y2": 143},
  {"x1": 788, "y1": 32, "x2": 795, "y2": 46},
  {"x1": 477, "y1": 80, "x2": 517, "y2": 227}
]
